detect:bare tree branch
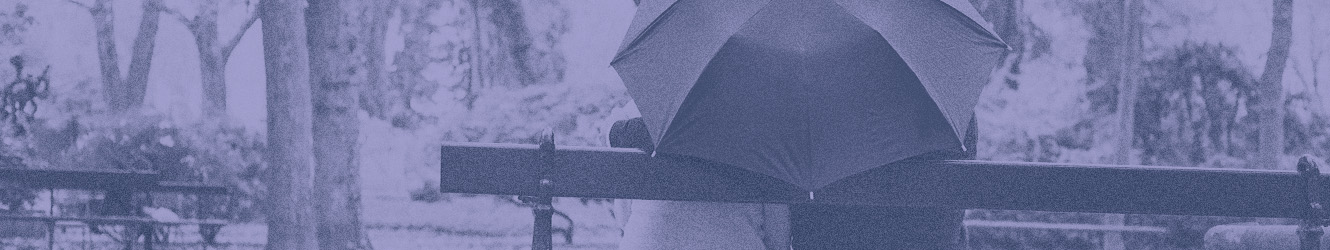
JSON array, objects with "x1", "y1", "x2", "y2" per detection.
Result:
[
  {"x1": 1293, "y1": 57, "x2": 1311, "y2": 87},
  {"x1": 159, "y1": 5, "x2": 195, "y2": 28},
  {"x1": 220, "y1": 10, "x2": 260, "y2": 61},
  {"x1": 63, "y1": 0, "x2": 91, "y2": 11}
]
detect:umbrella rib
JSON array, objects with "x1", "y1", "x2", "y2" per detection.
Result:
[
  {"x1": 795, "y1": 20, "x2": 815, "y2": 190},
  {"x1": 933, "y1": 0, "x2": 1010, "y2": 49},
  {"x1": 610, "y1": 0, "x2": 684, "y2": 65}
]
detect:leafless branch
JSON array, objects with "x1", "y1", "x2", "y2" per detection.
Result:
[
  {"x1": 159, "y1": 5, "x2": 195, "y2": 26},
  {"x1": 63, "y1": 0, "x2": 91, "y2": 11},
  {"x1": 220, "y1": 10, "x2": 261, "y2": 60},
  {"x1": 1293, "y1": 58, "x2": 1312, "y2": 88}
]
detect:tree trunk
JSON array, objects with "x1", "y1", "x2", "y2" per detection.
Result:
[
  {"x1": 189, "y1": 1, "x2": 227, "y2": 117},
  {"x1": 307, "y1": 0, "x2": 369, "y2": 249},
  {"x1": 85, "y1": 0, "x2": 159, "y2": 112},
  {"x1": 1105, "y1": 0, "x2": 1145, "y2": 249},
  {"x1": 384, "y1": 0, "x2": 435, "y2": 123},
  {"x1": 451, "y1": 0, "x2": 564, "y2": 110},
  {"x1": 1256, "y1": 0, "x2": 1293, "y2": 170},
  {"x1": 357, "y1": 0, "x2": 397, "y2": 121},
  {"x1": 175, "y1": 0, "x2": 260, "y2": 117},
  {"x1": 200, "y1": 57, "x2": 228, "y2": 117},
  {"x1": 89, "y1": 0, "x2": 122, "y2": 111},
  {"x1": 1080, "y1": 0, "x2": 1144, "y2": 248},
  {"x1": 1113, "y1": 0, "x2": 1144, "y2": 180},
  {"x1": 466, "y1": 0, "x2": 558, "y2": 89},
  {"x1": 466, "y1": 0, "x2": 483, "y2": 108},
  {"x1": 259, "y1": 0, "x2": 318, "y2": 249},
  {"x1": 123, "y1": 0, "x2": 162, "y2": 109}
]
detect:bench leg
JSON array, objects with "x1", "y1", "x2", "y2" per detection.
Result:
[
  {"x1": 143, "y1": 224, "x2": 155, "y2": 250},
  {"x1": 1299, "y1": 222, "x2": 1322, "y2": 250},
  {"x1": 531, "y1": 196, "x2": 553, "y2": 250},
  {"x1": 1298, "y1": 156, "x2": 1328, "y2": 250},
  {"x1": 47, "y1": 220, "x2": 55, "y2": 250},
  {"x1": 200, "y1": 224, "x2": 222, "y2": 245}
]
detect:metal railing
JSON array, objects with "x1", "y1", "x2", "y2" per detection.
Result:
[{"x1": 0, "y1": 168, "x2": 232, "y2": 250}]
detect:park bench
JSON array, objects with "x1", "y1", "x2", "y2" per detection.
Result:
[
  {"x1": 0, "y1": 167, "x2": 231, "y2": 250},
  {"x1": 440, "y1": 131, "x2": 1329, "y2": 250}
]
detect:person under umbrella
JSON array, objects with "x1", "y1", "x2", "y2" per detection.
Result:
[{"x1": 610, "y1": 0, "x2": 1007, "y2": 249}]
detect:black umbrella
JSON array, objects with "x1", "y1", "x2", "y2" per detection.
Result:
[{"x1": 612, "y1": 0, "x2": 1008, "y2": 191}]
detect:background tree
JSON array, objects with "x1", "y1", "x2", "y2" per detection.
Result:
[
  {"x1": 1041, "y1": 0, "x2": 1149, "y2": 247},
  {"x1": 377, "y1": 0, "x2": 436, "y2": 128},
  {"x1": 1136, "y1": 43, "x2": 1259, "y2": 168},
  {"x1": 1286, "y1": 1, "x2": 1328, "y2": 162},
  {"x1": 63, "y1": 0, "x2": 163, "y2": 112},
  {"x1": 259, "y1": 0, "x2": 317, "y2": 249},
  {"x1": 0, "y1": 2, "x2": 32, "y2": 47},
  {"x1": 444, "y1": 0, "x2": 567, "y2": 110},
  {"x1": 356, "y1": 0, "x2": 400, "y2": 125},
  {"x1": 0, "y1": 1, "x2": 36, "y2": 216},
  {"x1": 372, "y1": 0, "x2": 569, "y2": 130},
  {"x1": 1255, "y1": 0, "x2": 1294, "y2": 170},
  {"x1": 966, "y1": 0, "x2": 1123, "y2": 249},
  {"x1": 307, "y1": 0, "x2": 370, "y2": 248},
  {"x1": 163, "y1": 0, "x2": 260, "y2": 117},
  {"x1": 1107, "y1": 0, "x2": 1144, "y2": 248}
]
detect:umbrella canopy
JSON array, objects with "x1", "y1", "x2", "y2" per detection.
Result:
[{"x1": 612, "y1": 0, "x2": 1008, "y2": 191}]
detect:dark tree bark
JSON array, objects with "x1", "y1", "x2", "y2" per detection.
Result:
[
  {"x1": 1077, "y1": 0, "x2": 1143, "y2": 161},
  {"x1": 382, "y1": 0, "x2": 436, "y2": 125},
  {"x1": 1106, "y1": 1, "x2": 1144, "y2": 249},
  {"x1": 357, "y1": 0, "x2": 395, "y2": 121},
  {"x1": 66, "y1": 0, "x2": 162, "y2": 112},
  {"x1": 468, "y1": 0, "x2": 565, "y2": 87},
  {"x1": 165, "y1": 0, "x2": 260, "y2": 117},
  {"x1": 87, "y1": 0, "x2": 121, "y2": 110},
  {"x1": 306, "y1": 0, "x2": 369, "y2": 249},
  {"x1": 1112, "y1": 0, "x2": 1145, "y2": 176},
  {"x1": 123, "y1": 0, "x2": 162, "y2": 109},
  {"x1": 456, "y1": 0, "x2": 565, "y2": 109},
  {"x1": 1081, "y1": 0, "x2": 1130, "y2": 118},
  {"x1": 471, "y1": 0, "x2": 534, "y2": 88},
  {"x1": 1078, "y1": 0, "x2": 1145, "y2": 248},
  {"x1": 1256, "y1": 0, "x2": 1294, "y2": 170},
  {"x1": 259, "y1": 0, "x2": 318, "y2": 249}
]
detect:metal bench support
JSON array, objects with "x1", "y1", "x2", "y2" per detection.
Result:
[
  {"x1": 522, "y1": 129, "x2": 557, "y2": 250},
  {"x1": 1298, "y1": 156, "x2": 1328, "y2": 250}
]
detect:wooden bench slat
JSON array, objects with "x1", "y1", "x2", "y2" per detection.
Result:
[
  {"x1": 0, "y1": 214, "x2": 228, "y2": 226},
  {"x1": 440, "y1": 142, "x2": 1322, "y2": 219},
  {"x1": 153, "y1": 181, "x2": 231, "y2": 195},
  {"x1": 0, "y1": 167, "x2": 159, "y2": 190}
]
